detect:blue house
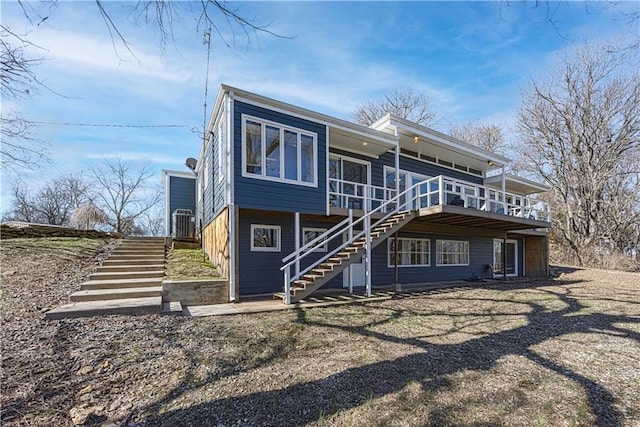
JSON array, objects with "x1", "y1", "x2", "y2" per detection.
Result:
[{"x1": 166, "y1": 85, "x2": 551, "y2": 304}]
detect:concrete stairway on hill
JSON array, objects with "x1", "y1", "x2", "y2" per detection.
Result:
[{"x1": 45, "y1": 237, "x2": 168, "y2": 320}]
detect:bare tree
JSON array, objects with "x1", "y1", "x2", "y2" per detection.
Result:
[
  {"x1": 352, "y1": 88, "x2": 438, "y2": 127},
  {"x1": 5, "y1": 175, "x2": 93, "y2": 225},
  {"x1": 449, "y1": 122, "x2": 506, "y2": 154},
  {"x1": 2, "y1": 1, "x2": 284, "y2": 172},
  {"x1": 0, "y1": 25, "x2": 49, "y2": 171},
  {"x1": 90, "y1": 158, "x2": 161, "y2": 235},
  {"x1": 517, "y1": 41, "x2": 640, "y2": 266}
]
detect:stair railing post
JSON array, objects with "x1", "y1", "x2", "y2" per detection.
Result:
[
  {"x1": 348, "y1": 208, "x2": 353, "y2": 294},
  {"x1": 294, "y1": 212, "x2": 300, "y2": 278},
  {"x1": 365, "y1": 213, "x2": 372, "y2": 298},
  {"x1": 284, "y1": 266, "x2": 291, "y2": 305}
]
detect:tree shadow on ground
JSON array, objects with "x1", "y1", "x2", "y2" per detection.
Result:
[{"x1": 135, "y1": 279, "x2": 639, "y2": 427}]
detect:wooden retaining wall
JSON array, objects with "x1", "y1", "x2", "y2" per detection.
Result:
[{"x1": 202, "y1": 208, "x2": 230, "y2": 280}]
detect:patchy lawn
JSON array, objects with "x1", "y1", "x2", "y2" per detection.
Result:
[
  {"x1": 1, "y1": 238, "x2": 639, "y2": 426},
  {"x1": 164, "y1": 248, "x2": 219, "y2": 280}
]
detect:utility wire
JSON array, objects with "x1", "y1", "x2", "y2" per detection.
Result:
[{"x1": 30, "y1": 121, "x2": 188, "y2": 128}]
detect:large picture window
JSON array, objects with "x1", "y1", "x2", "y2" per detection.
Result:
[
  {"x1": 251, "y1": 224, "x2": 281, "y2": 252},
  {"x1": 436, "y1": 240, "x2": 469, "y2": 266},
  {"x1": 243, "y1": 115, "x2": 317, "y2": 186},
  {"x1": 388, "y1": 237, "x2": 430, "y2": 267}
]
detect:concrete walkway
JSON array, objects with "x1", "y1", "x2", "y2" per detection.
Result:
[{"x1": 183, "y1": 281, "x2": 473, "y2": 317}]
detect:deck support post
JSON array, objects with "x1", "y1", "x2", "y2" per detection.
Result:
[
  {"x1": 348, "y1": 209, "x2": 353, "y2": 295},
  {"x1": 365, "y1": 213, "x2": 372, "y2": 298},
  {"x1": 294, "y1": 212, "x2": 300, "y2": 278}
]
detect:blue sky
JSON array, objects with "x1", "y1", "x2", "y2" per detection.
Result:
[{"x1": 1, "y1": 1, "x2": 638, "y2": 209}]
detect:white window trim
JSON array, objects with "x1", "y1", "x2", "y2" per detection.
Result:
[
  {"x1": 216, "y1": 116, "x2": 225, "y2": 184},
  {"x1": 241, "y1": 114, "x2": 318, "y2": 187},
  {"x1": 387, "y1": 237, "x2": 431, "y2": 267},
  {"x1": 302, "y1": 227, "x2": 327, "y2": 252},
  {"x1": 250, "y1": 224, "x2": 281, "y2": 252},
  {"x1": 436, "y1": 239, "x2": 470, "y2": 266},
  {"x1": 203, "y1": 138, "x2": 211, "y2": 191}
]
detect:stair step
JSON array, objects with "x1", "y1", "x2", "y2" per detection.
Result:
[
  {"x1": 81, "y1": 278, "x2": 162, "y2": 290},
  {"x1": 107, "y1": 254, "x2": 165, "y2": 260},
  {"x1": 111, "y1": 249, "x2": 165, "y2": 255},
  {"x1": 102, "y1": 259, "x2": 165, "y2": 266},
  {"x1": 89, "y1": 271, "x2": 163, "y2": 281},
  {"x1": 45, "y1": 296, "x2": 162, "y2": 320},
  {"x1": 96, "y1": 264, "x2": 165, "y2": 273},
  {"x1": 70, "y1": 286, "x2": 163, "y2": 302}
]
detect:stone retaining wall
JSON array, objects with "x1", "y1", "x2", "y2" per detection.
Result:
[{"x1": 1, "y1": 223, "x2": 122, "y2": 240}]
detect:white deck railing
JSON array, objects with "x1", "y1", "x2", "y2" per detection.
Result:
[{"x1": 329, "y1": 175, "x2": 551, "y2": 222}]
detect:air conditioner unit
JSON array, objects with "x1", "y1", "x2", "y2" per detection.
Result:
[{"x1": 172, "y1": 209, "x2": 195, "y2": 238}]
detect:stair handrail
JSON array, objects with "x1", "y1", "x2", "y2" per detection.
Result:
[{"x1": 280, "y1": 179, "x2": 431, "y2": 303}]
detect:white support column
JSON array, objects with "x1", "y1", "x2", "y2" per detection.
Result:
[
  {"x1": 294, "y1": 212, "x2": 300, "y2": 278},
  {"x1": 348, "y1": 209, "x2": 353, "y2": 294},
  {"x1": 438, "y1": 175, "x2": 444, "y2": 206},
  {"x1": 365, "y1": 214, "x2": 372, "y2": 298},
  {"x1": 501, "y1": 164, "x2": 507, "y2": 212},
  {"x1": 395, "y1": 145, "x2": 400, "y2": 211}
]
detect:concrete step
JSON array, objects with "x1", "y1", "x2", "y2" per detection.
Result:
[
  {"x1": 110, "y1": 249, "x2": 166, "y2": 256},
  {"x1": 102, "y1": 259, "x2": 165, "y2": 266},
  {"x1": 96, "y1": 264, "x2": 165, "y2": 273},
  {"x1": 123, "y1": 236, "x2": 165, "y2": 240},
  {"x1": 45, "y1": 297, "x2": 162, "y2": 319},
  {"x1": 70, "y1": 286, "x2": 163, "y2": 302},
  {"x1": 81, "y1": 277, "x2": 162, "y2": 290},
  {"x1": 89, "y1": 270, "x2": 163, "y2": 281},
  {"x1": 106, "y1": 254, "x2": 165, "y2": 261}
]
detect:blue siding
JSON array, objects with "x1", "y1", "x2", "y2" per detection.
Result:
[
  {"x1": 372, "y1": 233, "x2": 494, "y2": 285},
  {"x1": 238, "y1": 210, "x2": 499, "y2": 295},
  {"x1": 233, "y1": 101, "x2": 327, "y2": 215},
  {"x1": 168, "y1": 176, "x2": 196, "y2": 235},
  {"x1": 238, "y1": 212, "x2": 341, "y2": 296}
]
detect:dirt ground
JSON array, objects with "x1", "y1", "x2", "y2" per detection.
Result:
[{"x1": 1, "y1": 238, "x2": 639, "y2": 426}]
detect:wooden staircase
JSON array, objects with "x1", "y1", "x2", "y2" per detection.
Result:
[{"x1": 275, "y1": 211, "x2": 415, "y2": 303}]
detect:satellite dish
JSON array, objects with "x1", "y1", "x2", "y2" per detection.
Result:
[{"x1": 185, "y1": 157, "x2": 197, "y2": 171}]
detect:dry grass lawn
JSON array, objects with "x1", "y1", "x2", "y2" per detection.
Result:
[{"x1": 1, "y1": 238, "x2": 639, "y2": 426}]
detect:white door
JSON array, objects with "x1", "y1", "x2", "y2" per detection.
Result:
[
  {"x1": 342, "y1": 231, "x2": 365, "y2": 288},
  {"x1": 343, "y1": 256, "x2": 366, "y2": 288}
]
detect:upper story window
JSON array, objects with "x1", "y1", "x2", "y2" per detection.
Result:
[{"x1": 243, "y1": 115, "x2": 317, "y2": 186}]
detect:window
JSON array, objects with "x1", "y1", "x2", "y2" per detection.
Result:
[
  {"x1": 251, "y1": 225, "x2": 281, "y2": 252},
  {"x1": 388, "y1": 237, "x2": 430, "y2": 267},
  {"x1": 242, "y1": 115, "x2": 317, "y2": 186},
  {"x1": 436, "y1": 240, "x2": 469, "y2": 266},
  {"x1": 302, "y1": 227, "x2": 327, "y2": 252}
]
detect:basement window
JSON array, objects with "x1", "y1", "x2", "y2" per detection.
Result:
[{"x1": 251, "y1": 224, "x2": 281, "y2": 252}]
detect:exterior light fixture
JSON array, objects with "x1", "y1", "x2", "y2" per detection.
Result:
[
  {"x1": 413, "y1": 136, "x2": 419, "y2": 144},
  {"x1": 363, "y1": 142, "x2": 368, "y2": 146},
  {"x1": 487, "y1": 160, "x2": 494, "y2": 167}
]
